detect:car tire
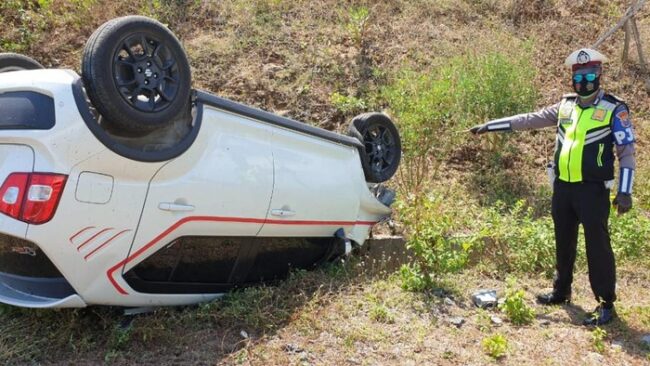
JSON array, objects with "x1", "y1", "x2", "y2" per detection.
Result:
[
  {"x1": 348, "y1": 113, "x2": 401, "y2": 183},
  {"x1": 0, "y1": 53, "x2": 44, "y2": 73},
  {"x1": 81, "y1": 16, "x2": 192, "y2": 134}
]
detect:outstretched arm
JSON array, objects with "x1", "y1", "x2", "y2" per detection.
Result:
[{"x1": 470, "y1": 103, "x2": 559, "y2": 134}]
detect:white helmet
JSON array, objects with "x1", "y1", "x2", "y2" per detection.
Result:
[{"x1": 564, "y1": 48, "x2": 608, "y2": 71}]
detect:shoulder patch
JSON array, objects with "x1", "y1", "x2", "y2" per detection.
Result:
[
  {"x1": 616, "y1": 109, "x2": 631, "y2": 128},
  {"x1": 597, "y1": 99, "x2": 616, "y2": 111},
  {"x1": 604, "y1": 93, "x2": 625, "y2": 103}
]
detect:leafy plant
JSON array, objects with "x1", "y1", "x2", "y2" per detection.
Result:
[
  {"x1": 399, "y1": 263, "x2": 431, "y2": 291},
  {"x1": 476, "y1": 309, "x2": 493, "y2": 332},
  {"x1": 104, "y1": 322, "x2": 133, "y2": 362},
  {"x1": 346, "y1": 6, "x2": 370, "y2": 46},
  {"x1": 369, "y1": 304, "x2": 395, "y2": 324},
  {"x1": 382, "y1": 49, "x2": 537, "y2": 197},
  {"x1": 482, "y1": 333, "x2": 508, "y2": 359},
  {"x1": 397, "y1": 193, "x2": 480, "y2": 291},
  {"x1": 591, "y1": 327, "x2": 607, "y2": 354},
  {"x1": 498, "y1": 279, "x2": 536, "y2": 325},
  {"x1": 610, "y1": 209, "x2": 650, "y2": 261},
  {"x1": 477, "y1": 200, "x2": 555, "y2": 275},
  {"x1": 330, "y1": 92, "x2": 367, "y2": 114}
]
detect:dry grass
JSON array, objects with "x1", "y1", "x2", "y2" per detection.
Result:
[
  {"x1": 215, "y1": 264, "x2": 650, "y2": 366},
  {"x1": 1, "y1": 0, "x2": 650, "y2": 365}
]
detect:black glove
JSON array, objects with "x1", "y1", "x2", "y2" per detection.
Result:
[
  {"x1": 470, "y1": 124, "x2": 488, "y2": 135},
  {"x1": 613, "y1": 193, "x2": 632, "y2": 214}
]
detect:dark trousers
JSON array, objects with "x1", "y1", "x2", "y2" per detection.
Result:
[{"x1": 551, "y1": 180, "x2": 616, "y2": 307}]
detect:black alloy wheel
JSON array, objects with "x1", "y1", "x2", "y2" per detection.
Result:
[
  {"x1": 82, "y1": 16, "x2": 191, "y2": 134},
  {"x1": 113, "y1": 33, "x2": 181, "y2": 113},
  {"x1": 348, "y1": 113, "x2": 402, "y2": 183},
  {"x1": 362, "y1": 124, "x2": 399, "y2": 179}
]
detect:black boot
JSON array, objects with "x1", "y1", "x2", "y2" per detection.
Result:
[
  {"x1": 536, "y1": 292, "x2": 571, "y2": 305},
  {"x1": 583, "y1": 305, "x2": 616, "y2": 326}
]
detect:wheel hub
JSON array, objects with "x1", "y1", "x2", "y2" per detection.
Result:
[
  {"x1": 134, "y1": 59, "x2": 162, "y2": 89},
  {"x1": 113, "y1": 33, "x2": 180, "y2": 112},
  {"x1": 363, "y1": 125, "x2": 395, "y2": 174}
]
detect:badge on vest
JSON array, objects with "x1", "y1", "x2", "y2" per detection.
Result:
[
  {"x1": 559, "y1": 104, "x2": 573, "y2": 119},
  {"x1": 592, "y1": 108, "x2": 607, "y2": 121}
]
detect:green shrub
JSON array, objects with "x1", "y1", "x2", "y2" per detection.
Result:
[
  {"x1": 330, "y1": 92, "x2": 367, "y2": 114},
  {"x1": 591, "y1": 327, "x2": 607, "y2": 354},
  {"x1": 346, "y1": 6, "x2": 370, "y2": 46},
  {"x1": 610, "y1": 209, "x2": 650, "y2": 261},
  {"x1": 382, "y1": 50, "x2": 538, "y2": 163},
  {"x1": 477, "y1": 200, "x2": 555, "y2": 274},
  {"x1": 399, "y1": 263, "x2": 431, "y2": 292},
  {"x1": 369, "y1": 304, "x2": 395, "y2": 324},
  {"x1": 498, "y1": 279, "x2": 536, "y2": 325},
  {"x1": 385, "y1": 49, "x2": 540, "y2": 280},
  {"x1": 482, "y1": 333, "x2": 508, "y2": 359},
  {"x1": 397, "y1": 193, "x2": 481, "y2": 290}
]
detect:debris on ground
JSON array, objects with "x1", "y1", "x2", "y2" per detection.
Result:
[
  {"x1": 490, "y1": 316, "x2": 503, "y2": 326},
  {"x1": 444, "y1": 297, "x2": 456, "y2": 307},
  {"x1": 448, "y1": 317, "x2": 465, "y2": 328},
  {"x1": 539, "y1": 319, "x2": 552, "y2": 327},
  {"x1": 640, "y1": 334, "x2": 650, "y2": 347},
  {"x1": 471, "y1": 289, "x2": 498, "y2": 309},
  {"x1": 283, "y1": 343, "x2": 305, "y2": 354}
]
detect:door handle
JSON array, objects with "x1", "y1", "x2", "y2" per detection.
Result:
[
  {"x1": 271, "y1": 209, "x2": 296, "y2": 217},
  {"x1": 159, "y1": 202, "x2": 195, "y2": 212}
]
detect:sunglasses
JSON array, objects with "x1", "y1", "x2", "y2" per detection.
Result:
[{"x1": 573, "y1": 73, "x2": 597, "y2": 83}]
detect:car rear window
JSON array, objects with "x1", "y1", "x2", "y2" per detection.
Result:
[{"x1": 0, "y1": 91, "x2": 55, "y2": 129}]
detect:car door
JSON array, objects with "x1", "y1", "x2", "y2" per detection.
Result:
[
  {"x1": 121, "y1": 108, "x2": 274, "y2": 292},
  {"x1": 258, "y1": 126, "x2": 361, "y2": 238}
]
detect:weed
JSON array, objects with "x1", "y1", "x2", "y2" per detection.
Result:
[
  {"x1": 442, "y1": 350, "x2": 456, "y2": 359},
  {"x1": 217, "y1": 286, "x2": 290, "y2": 330},
  {"x1": 397, "y1": 192, "x2": 481, "y2": 290},
  {"x1": 369, "y1": 304, "x2": 395, "y2": 324},
  {"x1": 498, "y1": 279, "x2": 536, "y2": 325},
  {"x1": 346, "y1": 6, "x2": 370, "y2": 47},
  {"x1": 399, "y1": 263, "x2": 430, "y2": 292},
  {"x1": 330, "y1": 92, "x2": 367, "y2": 114},
  {"x1": 476, "y1": 309, "x2": 492, "y2": 332},
  {"x1": 482, "y1": 333, "x2": 508, "y2": 359},
  {"x1": 610, "y1": 209, "x2": 650, "y2": 261},
  {"x1": 591, "y1": 327, "x2": 607, "y2": 354},
  {"x1": 381, "y1": 47, "x2": 537, "y2": 194},
  {"x1": 471, "y1": 200, "x2": 553, "y2": 273},
  {"x1": 104, "y1": 322, "x2": 133, "y2": 363}
]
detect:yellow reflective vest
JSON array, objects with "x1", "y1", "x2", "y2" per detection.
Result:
[{"x1": 554, "y1": 95, "x2": 619, "y2": 182}]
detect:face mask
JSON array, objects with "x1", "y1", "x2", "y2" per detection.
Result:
[{"x1": 572, "y1": 72, "x2": 600, "y2": 97}]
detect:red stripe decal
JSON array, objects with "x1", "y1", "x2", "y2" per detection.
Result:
[
  {"x1": 77, "y1": 228, "x2": 113, "y2": 251},
  {"x1": 84, "y1": 229, "x2": 131, "y2": 261},
  {"x1": 106, "y1": 216, "x2": 378, "y2": 295},
  {"x1": 69, "y1": 226, "x2": 96, "y2": 244}
]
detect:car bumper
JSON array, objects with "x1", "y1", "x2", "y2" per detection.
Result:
[{"x1": 0, "y1": 272, "x2": 86, "y2": 308}]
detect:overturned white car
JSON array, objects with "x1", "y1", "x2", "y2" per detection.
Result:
[{"x1": 0, "y1": 16, "x2": 400, "y2": 308}]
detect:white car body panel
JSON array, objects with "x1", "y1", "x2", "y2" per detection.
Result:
[{"x1": 0, "y1": 69, "x2": 393, "y2": 307}]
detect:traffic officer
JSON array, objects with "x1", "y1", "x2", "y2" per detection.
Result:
[{"x1": 470, "y1": 48, "x2": 636, "y2": 326}]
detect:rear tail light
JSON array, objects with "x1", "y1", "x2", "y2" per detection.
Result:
[
  {"x1": 0, "y1": 173, "x2": 67, "y2": 224},
  {"x1": 0, "y1": 173, "x2": 29, "y2": 219}
]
